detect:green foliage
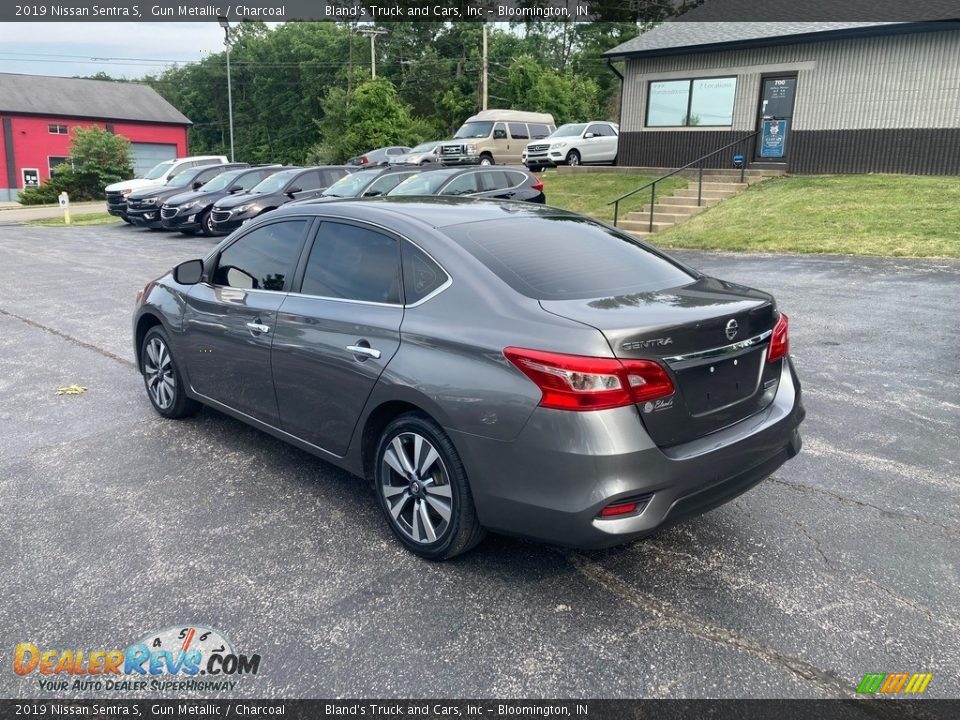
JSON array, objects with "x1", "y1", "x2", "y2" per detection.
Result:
[
  {"x1": 19, "y1": 126, "x2": 132, "y2": 205},
  {"x1": 312, "y1": 78, "x2": 430, "y2": 163}
]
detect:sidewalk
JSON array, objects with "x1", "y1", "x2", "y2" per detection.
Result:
[{"x1": 0, "y1": 201, "x2": 107, "y2": 224}]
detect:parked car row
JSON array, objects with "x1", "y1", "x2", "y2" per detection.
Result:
[{"x1": 107, "y1": 156, "x2": 546, "y2": 236}]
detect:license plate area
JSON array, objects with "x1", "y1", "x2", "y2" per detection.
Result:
[{"x1": 677, "y1": 349, "x2": 763, "y2": 416}]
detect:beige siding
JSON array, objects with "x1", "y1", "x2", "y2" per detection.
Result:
[{"x1": 620, "y1": 29, "x2": 960, "y2": 133}]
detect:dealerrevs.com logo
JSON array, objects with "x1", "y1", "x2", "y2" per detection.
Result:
[{"x1": 13, "y1": 625, "x2": 261, "y2": 693}]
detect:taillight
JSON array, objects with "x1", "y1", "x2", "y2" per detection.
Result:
[
  {"x1": 359, "y1": 156, "x2": 369, "y2": 165},
  {"x1": 767, "y1": 313, "x2": 789, "y2": 362},
  {"x1": 599, "y1": 501, "x2": 639, "y2": 517},
  {"x1": 503, "y1": 347, "x2": 674, "y2": 411},
  {"x1": 530, "y1": 180, "x2": 544, "y2": 191}
]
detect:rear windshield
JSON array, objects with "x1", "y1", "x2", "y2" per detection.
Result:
[{"x1": 440, "y1": 217, "x2": 694, "y2": 300}]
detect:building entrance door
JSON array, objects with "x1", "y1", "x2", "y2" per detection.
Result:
[{"x1": 755, "y1": 75, "x2": 797, "y2": 161}]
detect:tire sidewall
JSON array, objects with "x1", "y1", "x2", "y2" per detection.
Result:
[
  {"x1": 200, "y1": 210, "x2": 215, "y2": 236},
  {"x1": 374, "y1": 414, "x2": 469, "y2": 560},
  {"x1": 479, "y1": 154, "x2": 494, "y2": 166},
  {"x1": 141, "y1": 326, "x2": 191, "y2": 418}
]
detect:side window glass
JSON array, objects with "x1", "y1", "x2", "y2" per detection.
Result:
[
  {"x1": 296, "y1": 171, "x2": 324, "y2": 191},
  {"x1": 509, "y1": 123, "x2": 530, "y2": 140},
  {"x1": 505, "y1": 171, "x2": 527, "y2": 188},
  {"x1": 493, "y1": 123, "x2": 507, "y2": 140},
  {"x1": 586, "y1": 124, "x2": 605, "y2": 137},
  {"x1": 364, "y1": 174, "x2": 406, "y2": 197},
  {"x1": 239, "y1": 172, "x2": 264, "y2": 190},
  {"x1": 477, "y1": 170, "x2": 509, "y2": 192},
  {"x1": 301, "y1": 223, "x2": 401, "y2": 304},
  {"x1": 322, "y1": 169, "x2": 346, "y2": 187},
  {"x1": 403, "y1": 242, "x2": 449, "y2": 304},
  {"x1": 198, "y1": 167, "x2": 221, "y2": 183},
  {"x1": 212, "y1": 220, "x2": 306, "y2": 291},
  {"x1": 528, "y1": 124, "x2": 550, "y2": 139},
  {"x1": 440, "y1": 174, "x2": 478, "y2": 196}
]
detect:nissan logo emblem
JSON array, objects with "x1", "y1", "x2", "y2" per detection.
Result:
[{"x1": 725, "y1": 319, "x2": 739, "y2": 340}]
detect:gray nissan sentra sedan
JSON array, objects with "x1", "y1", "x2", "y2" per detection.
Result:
[{"x1": 133, "y1": 198, "x2": 804, "y2": 559}]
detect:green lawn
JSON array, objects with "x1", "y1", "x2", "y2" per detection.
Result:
[
  {"x1": 656, "y1": 174, "x2": 960, "y2": 258},
  {"x1": 25, "y1": 212, "x2": 120, "y2": 228},
  {"x1": 540, "y1": 169, "x2": 688, "y2": 224}
]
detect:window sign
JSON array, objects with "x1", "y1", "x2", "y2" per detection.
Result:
[
  {"x1": 21, "y1": 168, "x2": 39, "y2": 187},
  {"x1": 647, "y1": 77, "x2": 737, "y2": 127},
  {"x1": 760, "y1": 118, "x2": 789, "y2": 158}
]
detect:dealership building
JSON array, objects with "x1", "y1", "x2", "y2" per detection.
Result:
[
  {"x1": 605, "y1": 21, "x2": 960, "y2": 175},
  {"x1": 0, "y1": 73, "x2": 191, "y2": 201}
]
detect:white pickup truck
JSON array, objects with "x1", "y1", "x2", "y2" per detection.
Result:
[{"x1": 105, "y1": 155, "x2": 228, "y2": 222}]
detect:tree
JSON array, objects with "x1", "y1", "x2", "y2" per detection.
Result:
[
  {"x1": 311, "y1": 78, "x2": 430, "y2": 163},
  {"x1": 19, "y1": 126, "x2": 132, "y2": 204}
]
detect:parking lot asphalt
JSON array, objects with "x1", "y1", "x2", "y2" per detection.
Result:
[{"x1": 1, "y1": 221, "x2": 958, "y2": 700}]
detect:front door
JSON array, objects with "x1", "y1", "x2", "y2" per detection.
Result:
[
  {"x1": 181, "y1": 217, "x2": 311, "y2": 425},
  {"x1": 271, "y1": 220, "x2": 404, "y2": 456},
  {"x1": 755, "y1": 75, "x2": 797, "y2": 161}
]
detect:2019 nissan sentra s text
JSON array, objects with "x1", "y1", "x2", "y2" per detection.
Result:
[{"x1": 133, "y1": 198, "x2": 804, "y2": 559}]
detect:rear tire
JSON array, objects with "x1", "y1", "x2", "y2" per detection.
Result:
[
  {"x1": 374, "y1": 412, "x2": 485, "y2": 560},
  {"x1": 140, "y1": 326, "x2": 198, "y2": 419},
  {"x1": 566, "y1": 150, "x2": 581, "y2": 167}
]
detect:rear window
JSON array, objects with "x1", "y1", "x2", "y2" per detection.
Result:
[{"x1": 440, "y1": 217, "x2": 694, "y2": 300}]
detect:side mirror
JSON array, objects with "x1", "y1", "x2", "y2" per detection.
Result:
[
  {"x1": 173, "y1": 259, "x2": 203, "y2": 285},
  {"x1": 193, "y1": 181, "x2": 203, "y2": 189},
  {"x1": 584, "y1": 132, "x2": 596, "y2": 139},
  {"x1": 286, "y1": 187, "x2": 302, "y2": 197},
  {"x1": 229, "y1": 185, "x2": 244, "y2": 193}
]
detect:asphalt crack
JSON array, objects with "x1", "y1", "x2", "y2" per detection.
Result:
[
  {"x1": 768, "y1": 477, "x2": 960, "y2": 539},
  {"x1": 0, "y1": 306, "x2": 135, "y2": 368},
  {"x1": 567, "y1": 551, "x2": 857, "y2": 698}
]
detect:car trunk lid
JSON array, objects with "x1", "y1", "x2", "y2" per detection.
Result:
[{"x1": 540, "y1": 277, "x2": 783, "y2": 447}]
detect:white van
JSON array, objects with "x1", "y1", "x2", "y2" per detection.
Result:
[{"x1": 438, "y1": 110, "x2": 556, "y2": 166}]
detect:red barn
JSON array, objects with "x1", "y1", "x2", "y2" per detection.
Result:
[{"x1": 0, "y1": 73, "x2": 191, "y2": 202}]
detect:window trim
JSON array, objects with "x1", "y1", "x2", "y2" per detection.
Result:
[
  {"x1": 48, "y1": 155, "x2": 70, "y2": 174},
  {"x1": 288, "y1": 216, "x2": 452, "y2": 308},
  {"x1": 206, "y1": 215, "x2": 315, "y2": 293},
  {"x1": 48, "y1": 124, "x2": 68, "y2": 135},
  {"x1": 645, "y1": 75, "x2": 737, "y2": 128}
]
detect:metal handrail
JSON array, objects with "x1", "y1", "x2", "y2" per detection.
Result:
[{"x1": 609, "y1": 129, "x2": 762, "y2": 230}]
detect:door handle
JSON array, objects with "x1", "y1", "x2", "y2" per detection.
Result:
[
  {"x1": 246, "y1": 322, "x2": 271, "y2": 334},
  {"x1": 346, "y1": 344, "x2": 382, "y2": 360}
]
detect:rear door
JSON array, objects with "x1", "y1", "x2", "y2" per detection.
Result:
[
  {"x1": 181, "y1": 218, "x2": 311, "y2": 424},
  {"x1": 271, "y1": 220, "x2": 404, "y2": 455}
]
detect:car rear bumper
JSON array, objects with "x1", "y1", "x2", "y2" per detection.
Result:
[{"x1": 448, "y1": 357, "x2": 804, "y2": 549}]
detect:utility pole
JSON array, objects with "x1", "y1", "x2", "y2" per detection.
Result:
[
  {"x1": 357, "y1": 28, "x2": 387, "y2": 80},
  {"x1": 217, "y1": 16, "x2": 235, "y2": 162},
  {"x1": 481, "y1": 22, "x2": 488, "y2": 110}
]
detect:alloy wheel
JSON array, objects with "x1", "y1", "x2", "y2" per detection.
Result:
[
  {"x1": 380, "y1": 432, "x2": 453, "y2": 544},
  {"x1": 568, "y1": 151, "x2": 580, "y2": 167},
  {"x1": 143, "y1": 337, "x2": 176, "y2": 410}
]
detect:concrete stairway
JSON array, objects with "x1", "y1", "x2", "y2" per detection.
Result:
[
  {"x1": 614, "y1": 170, "x2": 774, "y2": 239},
  {"x1": 617, "y1": 170, "x2": 783, "y2": 238}
]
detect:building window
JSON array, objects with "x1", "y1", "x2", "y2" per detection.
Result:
[
  {"x1": 49, "y1": 157, "x2": 70, "y2": 174},
  {"x1": 646, "y1": 77, "x2": 737, "y2": 127},
  {"x1": 48, "y1": 124, "x2": 68, "y2": 135}
]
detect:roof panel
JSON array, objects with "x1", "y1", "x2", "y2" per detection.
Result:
[{"x1": 0, "y1": 73, "x2": 191, "y2": 125}]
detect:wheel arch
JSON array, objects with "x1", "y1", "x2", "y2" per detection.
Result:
[
  {"x1": 355, "y1": 391, "x2": 455, "y2": 483},
  {"x1": 134, "y1": 311, "x2": 165, "y2": 371}
]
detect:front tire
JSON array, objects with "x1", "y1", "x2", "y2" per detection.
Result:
[
  {"x1": 140, "y1": 326, "x2": 198, "y2": 419},
  {"x1": 479, "y1": 154, "x2": 494, "y2": 166},
  {"x1": 199, "y1": 210, "x2": 216, "y2": 237},
  {"x1": 566, "y1": 150, "x2": 581, "y2": 167},
  {"x1": 374, "y1": 412, "x2": 485, "y2": 560}
]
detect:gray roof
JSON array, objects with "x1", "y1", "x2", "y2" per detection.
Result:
[
  {"x1": 605, "y1": 22, "x2": 907, "y2": 58},
  {"x1": 0, "y1": 73, "x2": 190, "y2": 125}
]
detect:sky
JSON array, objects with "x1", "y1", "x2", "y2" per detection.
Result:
[{"x1": 0, "y1": 23, "x2": 277, "y2": 79}]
